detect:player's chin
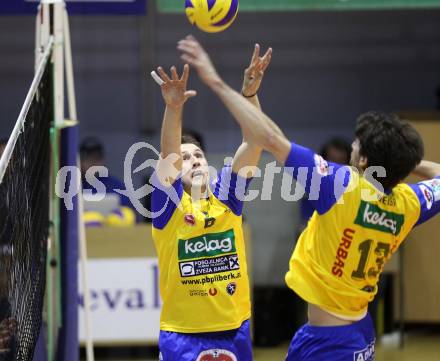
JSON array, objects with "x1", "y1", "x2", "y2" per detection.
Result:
[{"x1": 191, "y1": 175, "x2": 208, "y2": 188}]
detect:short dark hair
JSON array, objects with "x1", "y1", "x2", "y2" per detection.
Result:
[
  {"x1": 181, "y1": 130, "x2": 204, "y2": 151},
  {"x1": 320, "y1": 138, "x2": 351, "y2": 164},
  {"x1": 355, "y1": 111, "x2": 424, "y2": 190},
  {"x1": 80, "y1": 136, "x2": 104, "y2": 160}
]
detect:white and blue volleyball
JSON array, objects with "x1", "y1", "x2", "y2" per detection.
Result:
[{"x1": 185, "y1": 0, "x2": 239, "y2": 33}]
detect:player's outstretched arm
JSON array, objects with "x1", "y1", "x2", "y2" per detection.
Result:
[
  {"x1": 177, "y1": 35, "x2": 291, "y2": 165},
  {"x1": 152, "y1": 64, "x2": 196, "y2": 185},
  {"x1": 412, "y1": 160, "x2": 440, "y2": 180},
  {"x1": 232, "y1": 44, "x2": 273, "y2": 176}
]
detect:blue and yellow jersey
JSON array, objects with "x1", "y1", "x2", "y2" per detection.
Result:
[
  {"x1": 285, "y1": 143, "x2": 440, "y2": 320},
  {"x1": 151, "y1": 166, "x2": 251, "y2": 333}
]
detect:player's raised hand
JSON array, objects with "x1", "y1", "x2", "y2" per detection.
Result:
[
  {"x1": 152, "y1": 64, "x2": 197, "y2": 109},
  {"x1": 242, "y1": 44, "x2": 272, "y2": 97},
  {"x1": 177, "y1": 35, "x2": 221, "y2": 86}
]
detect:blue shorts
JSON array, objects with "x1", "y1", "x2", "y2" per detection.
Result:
[
  {"x1": 159, "y1": 320, "x2": 252, "y2": 361},
  {"x1": 286, "y1": 313, "x2": 376, "y2": 361}
]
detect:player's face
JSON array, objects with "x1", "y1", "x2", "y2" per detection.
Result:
[
  {"x1": 350, "y1": 138, "x2": 368, "y2": 171},
  {"x1": 350, "y1": 139, "x2": 360, "y2": 167},
  {"x1": 181, "y1": 143, "x2": 209, "y2": 192}
]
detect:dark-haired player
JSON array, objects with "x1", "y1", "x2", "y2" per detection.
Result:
[
  {"x1": 178, "y1": 35, "x2": 440, "y2": 361},
  {"x1": 151, "y1": 45, "x2": 272, "y2": 361}
]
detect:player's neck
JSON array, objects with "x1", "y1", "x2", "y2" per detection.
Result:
[{"x1": 185, "y1": 183, "x2": 209, "y2": 201}]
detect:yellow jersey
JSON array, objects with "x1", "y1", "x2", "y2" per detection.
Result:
[
  {"x1": 151, "y1": 166, "x2": 251, "y2": 333},
  {"x1": 285, "y1": 143, "x2": 440, "y2": 320}
]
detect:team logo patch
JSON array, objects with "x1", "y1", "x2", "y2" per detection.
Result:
[
  {"x1": 419, "y1": 179, "x2": 440, "y2": 210},
  {"x1": 354, "y1": 201, "x2": 404, "y2": 235},
  {"x1": 178, "y1": 229, "x2": 236, "y2": 260},
  {"x1": 196, "y1": 349, "x2": 237, "y2": 361},
  {"x1": 353, "y1": 341, "x2": 375, "y2": 361},
  {"x1": 184, "y1": 214, "x2": 196, "y2": 226},
  {"x1": 226, "y1": 282, "x2": 236, "y2": 295},
  {"x1": 209, "y1": 288, "x2": 218, "y2": 296},
  {"x1": 179, "y1": 255, "x2": 240, "y2": 277},
  {"x1": 420, "y1": 184, "x2": 434, "y2": 210},
  {"x1": 314, "y1": 154, "x2": 329, "y2": 176}
]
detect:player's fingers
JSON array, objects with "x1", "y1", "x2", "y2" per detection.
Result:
[
  {"x1": 262, "y1": 47, "x2": 273, "y2": 60},
  {"x1": 180, "y1": 63, "x2": 190, "y2": 83},
  {"x1": 170, "y1": 66, "x2": 179, "y2": 81},
  {"x1": 150, "y1": 71, "x2": 164, "y2": 86},
  {"x1": 177, "y1": 42, "x2": 197, "y2": 58},
  {"x1": 157, "y1": 67, "x2": 171, "y2": 83},
  {"x1": 185, "y1": 90, "x2": 197, "y2": 98},
  {"x1": 178, "y1": 37, "x2": 198, "y2": 50},
  {"x1": 181, "y1": 54, "x2": 196, "y2": 67},
  {"x1": 250, "y1": 43, "x2": 260, "y2": 66},
  {"x1": 184, "y1": 35, "x2": 200, "y2": 48},
  {"x1": 262, "y1": 53, "x2": 272, "y2": 71}
]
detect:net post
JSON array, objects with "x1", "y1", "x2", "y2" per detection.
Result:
[
  {"x1": 52, "y1": 0, "x2": 65, "y2": 130},
  {"x1": 63, "y1": 9, "x2": 78, "y2": 123},
  {"x1": 56, "y1": 4, "x2": 83, "y2": 361},
  {"x1": 37, "y1": 1, "x2": 65, "y2": 360},
  {"x1": 36, "y1": 2, "x2": 50, "y2": 70}
]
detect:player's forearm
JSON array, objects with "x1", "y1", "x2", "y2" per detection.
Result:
[
  {"x1": 159, "y1": 105, "x2": 183, "y2": 170},
  {"x1": 244, "y1": 94, "x2": 261, "y2": 110},
  {"x1": 209, "y1": 78, "x2": 290, "y2": 163},
  {"x1": 232, "y1": 142, "x2": 262, "y2": 177},
  {"x1": 412, "y1": 160, "x2": 440, "y2": 180},
  {"x1": 241, "y1": 95, "x2": 261, "y2": 145}
]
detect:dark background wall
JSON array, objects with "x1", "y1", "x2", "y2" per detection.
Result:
[{"x1": 1, "y1": 9, "x2": 439, "y2": 283}]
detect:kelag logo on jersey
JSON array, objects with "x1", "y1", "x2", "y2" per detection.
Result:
[
  {"x1": 354, "y1": 201, "x2": 404, "y2": 235},
  {"x1": 178, "y1": 229, "x2": 236, "y2": 260}
]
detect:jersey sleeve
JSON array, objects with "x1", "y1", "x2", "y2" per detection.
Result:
[
  {"x1": 284, "y1": 142, "x2": 351, "y2": 215},
  {"x1": 408, "y1": 177, "x2": 440, "y2": 226},
  {"x1": 212, "y1": 165, "x2": 252, "y2": 216},
  {"x1": 151, "y1": 172, "x2": 184, "y2": 229}
]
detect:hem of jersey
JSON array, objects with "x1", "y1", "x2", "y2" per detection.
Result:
[
  {"x1": 159, "y1": 314, "x2": 251, "y2": 334},
  {"x1": 287, "y1": 281, "x2": 369, "y2": 321}
]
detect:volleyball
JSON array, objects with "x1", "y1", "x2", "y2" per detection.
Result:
[
  {"x1": 185, "y1": 0, "x2": 239, "y2": 33},
  {"x1": 83, "y1": 211, "x2": 106, "y2": 228},
  {"x1": 106, "y1": 206, "x2": 136, "y2": 227}
]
